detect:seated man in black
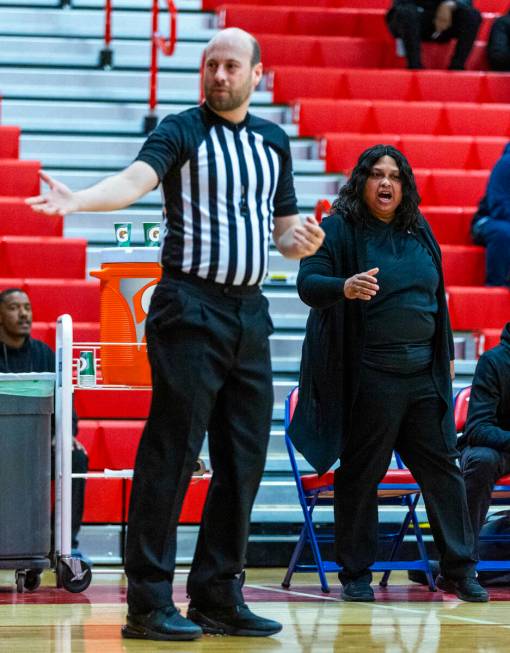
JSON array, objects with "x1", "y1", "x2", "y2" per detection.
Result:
[
  {"x1": 410, "y1": 322, "x2": 510, "y2": 586},
  {"x1": 0, "y1": 287, "x2": 89, "y2": 560},
  {"x1": 459, "y1": 323, "x2": 510, "y2": 552},
  {"x1": 488, "y1": 10, "x2": 510, "y2": 72},
  {"x1": 386, "y1": 1, "x2": 482, "y2": 70}
]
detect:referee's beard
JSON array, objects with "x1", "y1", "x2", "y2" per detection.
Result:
[{"x1": 204, "y1": 77, "x2": 253, "y2": 115}]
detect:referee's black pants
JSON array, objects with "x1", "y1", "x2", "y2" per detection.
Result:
[
  {"x1": 335, "y1": 365, "x2": 477, "y2": 583},
  {"x1": 125, "y1": 272, "x2": 274, "y2": 614}
]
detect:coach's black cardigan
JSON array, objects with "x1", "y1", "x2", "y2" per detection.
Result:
[{"x1": 288, "y1": 211, "x2": 456, "y2": 476}]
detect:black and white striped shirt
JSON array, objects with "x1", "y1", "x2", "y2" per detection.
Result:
[{"x1": 136, "y1": 103, "x2": 298, "y2": 286}]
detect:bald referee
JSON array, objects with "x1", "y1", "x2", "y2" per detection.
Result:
[{"x1": 27, "y1": 28, "x2": 324, "y2": 641}]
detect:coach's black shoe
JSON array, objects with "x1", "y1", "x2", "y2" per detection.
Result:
[
  {"x1": 436, "y1": 575, "x2": 489, "y2": 603},
  {"x1": 187, "y1": 603, "x2": 282, "y2": 637},
  {"x1": 121, "y1": 605, "x2": 203, "y2": 640},
  {"x1": 341, "y1": 578, "x2": 375, "y2": 602}
]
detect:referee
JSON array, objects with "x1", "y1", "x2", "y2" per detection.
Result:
[{"x1": 27, "y1": 28, "x2": 324, "y2": 641}]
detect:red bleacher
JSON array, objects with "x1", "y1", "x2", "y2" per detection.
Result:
[
  {"x1": 76, "y1": 418, "x2": 209, "y2": 524},
  {"x1": 271, "y1": 67, "x2": 510, "y2": 104},
  {"x1": 0, "y1": 126, "x2": 21, "y2": 158},
  {"x1": 0, "y1": 198, "x2": 63, "y2": 237},
  {"x1": 321, "y1": 134, "x2": 505, "y2": 173},
  {"x1": 220, "y1": 5, "x2": 497, "y2": 41},
  {"x1": 297, "y1": 100, "x2": 510, "y2": 138}
]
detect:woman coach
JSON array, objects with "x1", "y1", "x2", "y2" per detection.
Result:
[{"x1": 288, "y1": 145, "x2": 487, "y2": 603}]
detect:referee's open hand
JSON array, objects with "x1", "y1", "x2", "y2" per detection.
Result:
[
  {"x1": 292, "y1": 216, "x2": 325, "y2": 257},
  {"x1": 25, "y1": 170, "x2": 78, "y2": 216}
]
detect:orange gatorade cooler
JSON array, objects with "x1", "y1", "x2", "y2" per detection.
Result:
[{"x1": 90, "y1": 248, "x2": 162, "y2": 386}]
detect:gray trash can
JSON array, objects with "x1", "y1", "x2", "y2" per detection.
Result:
[{"x1": 0, "y1": 373, "x2": 55, "y2": 589}]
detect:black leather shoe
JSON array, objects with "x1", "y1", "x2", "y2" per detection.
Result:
[
  {"x1": 187, "y1": 603, "x2": 282, "y2": 637},
  {"x1": 122, "y1": 605, "x2": 203, "y2": 640},
  {"x1": 436, "y1": 575, "x2": 489, "y2": 602},
  {"x1": 341, "y1": 578, "x2": 375, "y2": 602}
]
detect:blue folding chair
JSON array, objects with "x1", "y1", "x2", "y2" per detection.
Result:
[{"x1": 282, "y1": 387, "x2": 436, "y2": 593}]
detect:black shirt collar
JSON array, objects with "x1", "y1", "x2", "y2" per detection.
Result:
[{"x1": 201, "y1": 101, "x2": 250, "y2": 131}]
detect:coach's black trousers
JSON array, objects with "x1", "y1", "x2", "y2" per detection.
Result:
[
  {"x1": 335, "y1": 365, "x2": 477, "y2": 583},
  {"x1": 125, "y1": 271, "x2": 274, "y2": 614}
]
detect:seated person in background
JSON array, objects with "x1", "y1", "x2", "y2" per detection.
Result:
[
  {"x1": 410, "y1": 322, "x2": 510, "y2": 586},
  {"x1": 386, "y1": 0, "x2": 481, "y2": 70},
  {"x1": 459, "y1": 322, "x2": 510, "y2": 554},
  {"x1": 488, "y1": 11, "x2": 510, "y2": 71},
  {"x1": 0, "y1": 288, "x2": 89, "y2": 561},
  {"x1": 471, "y1": 143, "x2": 510, "y2": 287}
]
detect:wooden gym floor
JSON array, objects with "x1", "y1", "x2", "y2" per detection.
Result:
[{"x1": 1, "y1": 568, "x2": 510, "y2": 652}]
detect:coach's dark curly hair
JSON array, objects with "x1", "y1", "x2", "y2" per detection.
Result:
[{"x1": 331, "y1": 144, "x2": 421, "y2": 232}]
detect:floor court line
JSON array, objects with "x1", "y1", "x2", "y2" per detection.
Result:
[{"x1": 246, "y1": 583, "x2": 510, "y2": 628}]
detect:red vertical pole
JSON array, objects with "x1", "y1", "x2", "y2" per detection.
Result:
[
  {"x1": 105, "y1": 0, "x2": 112, "y2": 47},
  {"x1": 149, "y1": 0, "x2": 159, "y2": 114},
  {"x1": 99, "y1": 0, "x2": 114, "y2": 68}
]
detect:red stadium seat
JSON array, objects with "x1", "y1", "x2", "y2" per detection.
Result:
[
  {"x1": 0, "y1": 278, "x2": 24, "y2": 292},
  {"x1": 414, "y1": 70, "x2": 486, "y2": 102},
  {"x1": 399, "y1": 135, "x2": 474, "y2": 170},
  {"x1": 343, "y1": 69, "x2": 415, "y2": 101},
  {"x1": 441, "y1": 245, "x2": 486, "y2": 286},
  {"x1": 447, "y1": 287, "x2": 510, "y2": 330},
  {"x1": 0, "y1": 127, "x2": 20, "y2": 159},
  {"x1": 0, "y1": 236, "x2": 86, "y2": 279},
  {"x1": 476, "y1": 328, "x2": 503, "y2": 353},
  {"x1": 483, "y1": 73, "x2": 510, "y2": 103},
  {"x1": 420, "y1": 170, "x2": 488, "y2": 206},
  {"x1": 76, "y1": 420, "x2": 102, "y2": 469},
  {"x1": 445, "y1": 104, "x2": 510, "y2": 136},
  {"x1": 0, "y1": 160, "x2": 40, "y2": 197},
  {"x1": 23, "y1": 279, "x2": 100, "y2": 322},
  {"x1": 270, "y1": 66, "x2": 346, "y2": 103},
  {"x1": 322, "y1": 133, "x2": 401, "y2": 173},
  {"x1": 30, "y1": 322, "x2": 52, "y2": 347},
  {"x1": 371, "y1": 101, "x2": 443, "y2": 134},
  {"x1": 74, "y1": 388, "x2": 151, "y2": 419},
  {"x1": 98, "y1": 420, "x2": 145, "y2": 469},
  {"x1": 422, "y1": 208, "x2": 473, "y2": 245},
  {"x1": 82, "y1": 479, "x2": 124, "y2": 523},
  {"x1": 0, "y1": 198, "x2": 63, "y2": 237},
  {"x1": 47, "y1": 321, "x2": 100, "y2": 348},
  {"x1": 296, "y1": 99, "x2": 373, "y2": 137},
  {"x1": 474, "y1": 138, "x2": 507, "y2": 169}
]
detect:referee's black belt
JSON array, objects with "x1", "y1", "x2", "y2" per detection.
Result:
[{"x1": 163, "y1": 268, "x2": 261, "y2": 298}]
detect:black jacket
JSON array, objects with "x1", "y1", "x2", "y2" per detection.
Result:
[
  {"x1": 461, "y1": 323, "x2": 510, "y2": 451},
  {"x1": 0, "y1": 337, "x2": 55, "y2": 374},
  {"x1": 390, "y1": 0, "x2": 472, "y2": 11},
  {"x1": 288, "y1": 212, "x2": 455, "y2": 475},
  {"x1": 0, "y1": 336, "x2": 78, "y2": 436}
]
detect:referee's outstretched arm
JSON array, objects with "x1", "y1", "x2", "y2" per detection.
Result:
[{"x1": 25, "y1": 162, "x2": 158, "y2": 216}]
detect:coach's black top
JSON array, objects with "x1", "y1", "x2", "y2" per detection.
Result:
[
  {"x1": 363, "y1": 214, "x2": 439, "y2": 374},
  {"x1": 135, "y1": 103, "x2": 298, "y2": 286}
]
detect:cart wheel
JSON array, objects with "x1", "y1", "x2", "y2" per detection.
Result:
[
  {"x1": 58, "y1": 560, "x2": 92, "y2": 593},
  {"x1": 15, "y1": 570, "x2": 26, "y2": 594},
  {"x1": 24, "y1": 570, "x2": 42, "y2": 592}
]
